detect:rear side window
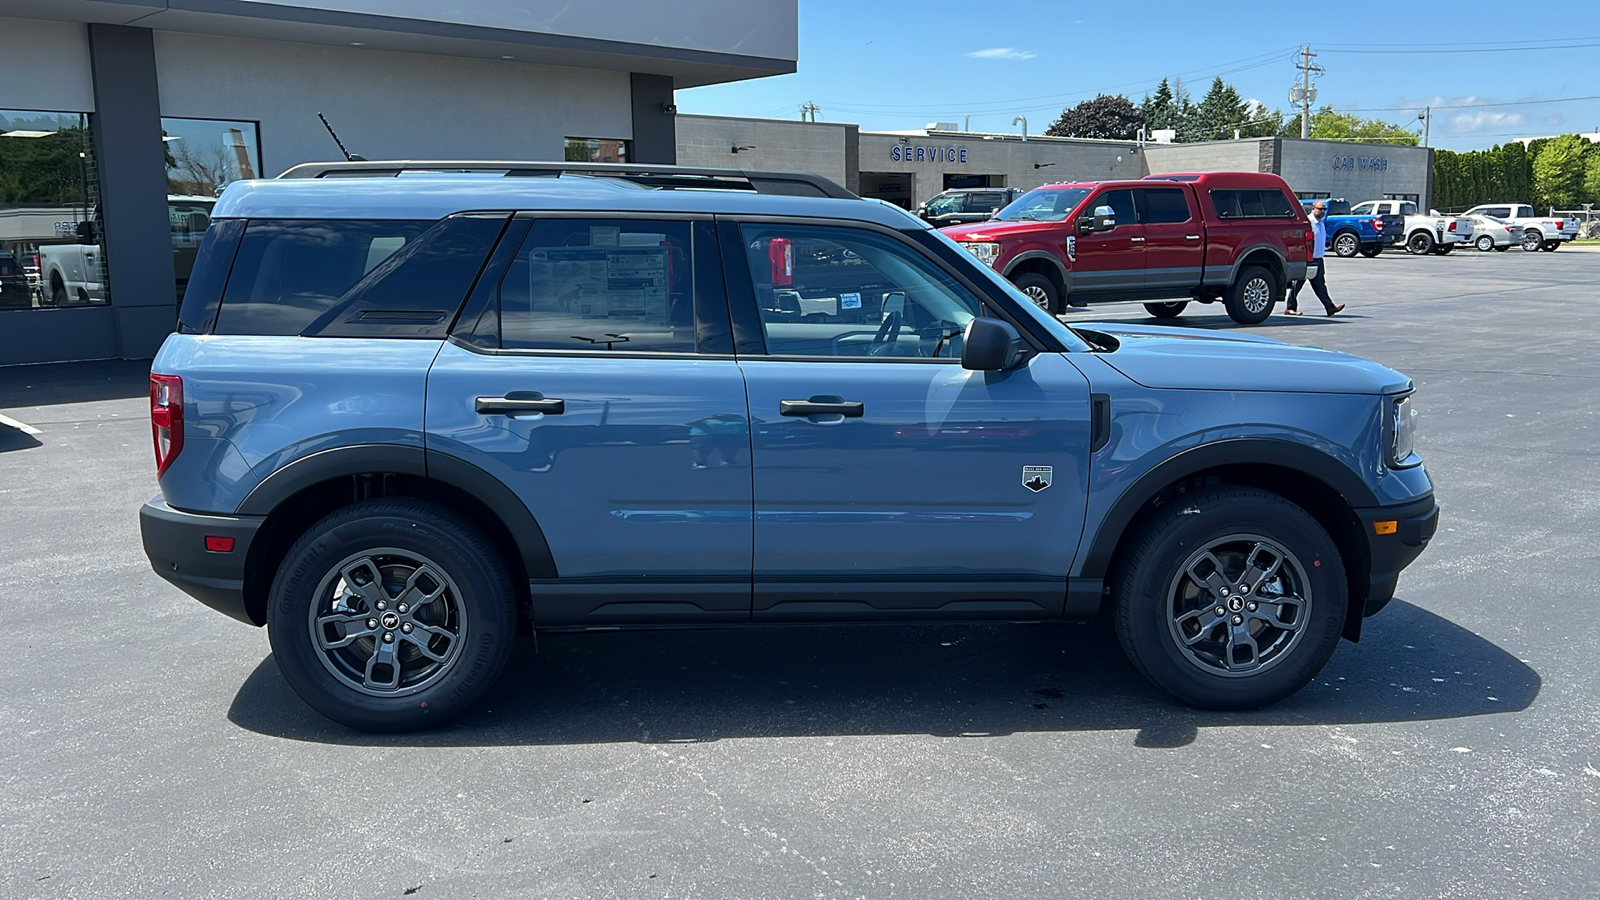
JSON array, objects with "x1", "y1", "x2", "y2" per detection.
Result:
[
  {"x1": 212, "y1": 216, "x2": 502, "y2": 337},
  {"x1": 1210, "y1": 189, "x2": 1297, "y2": 220},
  {"x1": 1135, "y1": 187, "x2": 1192, "y2": 224}
]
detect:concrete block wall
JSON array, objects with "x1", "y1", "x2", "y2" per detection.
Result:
[
  {"x1": 858, "y1": 134, "x2": 1146, "y2": 206},
  {"x1": 676, "y1": 115, "x2": 853, "y2": 190},
  {"x1": 1144, "y1": 139, "x2": 1270, "y2": 176}
]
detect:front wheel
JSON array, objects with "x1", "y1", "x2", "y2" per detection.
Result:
[
  {"x1": 1113, "y1": 487, "x2": 1347, "y2": 709},
  {"x1": 1144, "y1": 301, "x2": 1188, "y2": 319},
  {"x1": 1223, "y1": 265, "x2": 1276, "y2": 325},
  {"x1": 1406, "y1": 231, "x2": 1435, "y2": 255},
  {"x1": 1433, "y1": 244, "x2": 1454, "y2": 255},
  {"x1": 1010, "y1": 272, "x2": 1060, "y2": 314},
  {"x1": 1475, "y1": 235, "x2": 1495, "y2": 252},
  {"x1": 267, "y1": 499, "x2": 519, "y2": 732},
  {"x1": 1521, "y1": 230, "x2": 1543, "y2": 252},
  {"x1": 1331, "y1": 231, "x2": 1360, "y2": 258}
]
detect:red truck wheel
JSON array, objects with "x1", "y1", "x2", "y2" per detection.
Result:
[
  {"x1": 1224, "y1": 267, "x2": 1276, "y2": 325},
  {"x1": 1011, "y1": 272, "x2": 1060, "y2": 314}
]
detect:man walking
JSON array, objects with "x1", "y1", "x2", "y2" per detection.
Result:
[{"x1": 1286, "y1": 200, "x2": 1345, "y2": 316}]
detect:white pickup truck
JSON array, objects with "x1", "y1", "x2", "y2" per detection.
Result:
[
  {"x1": 1460, "y1": 203, "x2": 1579, "y2": 252},
  {"x1": 39, "y1": 196, "x2": 214, "y2": 305},
  {"x1": 1350, "y1": 200, "x2": 1472, "y2": 255}
]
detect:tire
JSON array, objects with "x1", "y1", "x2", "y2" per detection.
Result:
[
  {"x1": 267, "y1": 498, "x2": 519, "y2": 732},
  {"x1": 1406, "y1": 231, "x2": 1435, "y2": 255},
  {"x1": 1331, "y1": 231, "x2": 1360, "y2": 258},
  {"x1": 1541, "y1": 241, "x2": 1559, "y2": 252},
  {"x1": 1359, "y1": 245, "x2": 1383, "y2": 258},
  {"x1": 48, "y1": 279, "x2": 66, "y2": 307},
  {"x1": 1223, "y1": 265, "x2": 1276, "y2": 325},
  {"x1": 1144, "y1": 301, "x2": 1188, "y2": 319},
  {"x1": 1010, "y1": 272, "x2": 1060, "y2": 314},
  {"x1": 1113, "y1": 486, "x2": 1347, "y2": 710},
  {"x1": 1475, "y1": 235, "x2": 1495, "y2": 252},
  {"x1": 1433, "y1": 244, "x2": 1454, "y2": 255},
  {"x1": 1494, "y1": 245, "x2": 1509, "y2": 252},
  {"x1": 1520, "y1": 230, "x2": 1543, "y2": 252}
]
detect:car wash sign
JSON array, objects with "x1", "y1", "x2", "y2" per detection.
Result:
[
  {"x1": 1332, "y1": 155, "x2": 1389, "y2": 172},
  {"x1": 892, "y1": 144, "x2": 968, "y2": 164}
]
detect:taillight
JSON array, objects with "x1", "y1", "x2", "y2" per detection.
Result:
[
  {"x1": 1447, "y1": 220, "x2": 1459, "y2": 232},
  {"x1": 1305, "y1": 227, "x2": 1315, "y2": 257},
  {"x1": 1371, "y1": 218, "x2": 1384, "y2": 231},
  {"x1": 768, "y1": 237, "x2": 793, "y2": 287},
  {"x1": 150, "y1": 374, "x2": 184, "y2": 477}
]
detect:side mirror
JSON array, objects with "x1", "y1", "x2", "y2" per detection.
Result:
[
  {"x1": 75, "y1": 221, "x2": 97, "y2": 243},
  {"x1": 961, "y1": 317, "x2": 1025, "y2": 371},
  {"x1": 1077, "y1": 205, "x2": 1116, "y2": 234}
]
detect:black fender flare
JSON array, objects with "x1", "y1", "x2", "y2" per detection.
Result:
[
  {"x1": 1224, "y1": 244, "x2": 1289, "y2": 288},
  {"x1": 1077, "y1": 438, "x2": 1378, "y2": 581},
  {"x1": 236, "y1": 443, "x2": 557, "y2": 580},
  {"x1": 1001, "y1": 250, "x2": 1070, "y2": 290}
]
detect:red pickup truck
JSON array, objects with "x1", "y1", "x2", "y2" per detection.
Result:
[{"x1": 939, "y1": 172, "x2": 1313, "y2": 325}]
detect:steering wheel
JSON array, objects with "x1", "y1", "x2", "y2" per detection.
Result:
[{"x1": 868, "y1": 310, "x2": 902, "y2": 357}]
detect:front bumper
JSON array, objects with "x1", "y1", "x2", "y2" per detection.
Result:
[
  {"x1": 1355, "y1": 493, "x2": 1438, "y2": 619},
  {"x1": 140, "y1": 496, "x2": 264, "y2": 625}
]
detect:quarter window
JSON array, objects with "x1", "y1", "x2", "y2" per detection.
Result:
[
  {"x1": 739, "y1": 223, "x2": 986, "y2": 360},
  {"x1": 496, "y1": 219, "x2": 696, "y2": 354}
]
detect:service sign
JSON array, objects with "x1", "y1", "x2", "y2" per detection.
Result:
[{"x1": 892, "y1": 145, "x2": 968, "y2": 164}]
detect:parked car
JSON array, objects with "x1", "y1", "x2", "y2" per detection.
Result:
[
  {"x1": 0, "y1": 250, "x2": 31, "y2": 308},
  {"x1": 938, "y1": 172, "x2": 1312, "y2": 324},
  {"x1": 1459, "y1": 203, "x2": 1579, "y2": 252},
  {"x1": 1299, "y1": 198, "x2": 1403, "y2": 258},
  {"x1": 917, "y1": 187, "x2": 1023, "y2": 227},
  {"x1": 1348, "y1": 200, "x2": 1471, "y2": 256},
  {"x1": 140, "y1": 160, "x2": 1436, "y2": 732},
  {"x1": 1459, "y1": 214, "x2": 1516, "y2": 252}
]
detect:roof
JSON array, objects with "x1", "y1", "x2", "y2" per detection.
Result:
[{"x1": 210, "y1": 173, "x2": 927, "y2": 230}]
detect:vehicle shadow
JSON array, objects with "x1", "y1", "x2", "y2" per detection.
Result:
[
  {"x1": 0, "y1": 421, "x2": 42, "y2": 453},
  {"x1": 1063, "y1": 311, "x2": 1355, "y2": 329},
  {"x1": 228, "y1": 599, "x2": 1539, "y2": 749},
  {"x1": 0, "y1": 358, "x2": 151, "y2": 409}
]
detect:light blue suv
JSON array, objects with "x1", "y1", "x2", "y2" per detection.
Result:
[{"x1": 139, "y1": 161, "x2": 1438, "y2": 732}]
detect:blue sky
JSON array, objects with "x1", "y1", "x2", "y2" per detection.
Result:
[{"x1": 679, "y1": 1, "x2": 1600, "y2": 151}]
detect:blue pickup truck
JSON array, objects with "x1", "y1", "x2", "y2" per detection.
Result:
[{"x1": 1301, "y1": 199, "x2": 1404, "y2": 258}]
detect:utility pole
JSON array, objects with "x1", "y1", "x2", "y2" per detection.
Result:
[
  {"x1": 1294, "y1": 45, "x2": 1324, "y2": 139},
  {"x1": 1421, "y1": 106, "x2": 1431, "y2": 148},
  {"x1": 799, "y1": 102, "x2": 820, "y2": 123}
]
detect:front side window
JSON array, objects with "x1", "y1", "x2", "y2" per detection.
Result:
[
  {"x1": 924, "y1": 193, "x2": 963, "y2": 216},
  {"x1": 740, "y1": 223, "x2": 985, "y2": 360},
  {"x1": 994, "y1": 187, "x2": 1091, "y2": 222},
  {"x1": 1135, "y1": 187, "x2": 1192, "y2": 224},
  {"x1": 496, "y1": 219, "x2": 696, "y2": 354},
  {"x1": 1094, "y1": 189, "x2": 1136, "y2": 226}
]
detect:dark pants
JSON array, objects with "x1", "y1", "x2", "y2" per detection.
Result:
[{"x1": 1288, "y1": 258, "x2": 1335, "y2": 312}]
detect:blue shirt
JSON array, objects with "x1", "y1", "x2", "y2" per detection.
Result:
[{"x1": 1310, "y1": 214, "x2": 1327, "y2": 260}]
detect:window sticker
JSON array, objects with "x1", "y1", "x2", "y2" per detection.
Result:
[
  {"x1": 589, "y1": 226, "x2": 620, "y2": 247},
  {"x1": 840, "y1": 292, "x2": 862, "y2": 310}
]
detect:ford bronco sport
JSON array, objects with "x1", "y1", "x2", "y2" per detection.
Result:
[{"x1": 140, "y1": 161, "x2": 1437, "y2": 732}]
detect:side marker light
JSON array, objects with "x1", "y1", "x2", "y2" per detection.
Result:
[{"x1": 1373, "y1": 521, "x2": 1398, "y2": 536}]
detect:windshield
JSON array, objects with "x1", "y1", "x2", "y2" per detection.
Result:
[
  {"x1": 994, "y1": 187, "x2": 1091, "y2": 222},
  {"x1": 924, "y1": 193, "x2": 964, "y2": 216}
]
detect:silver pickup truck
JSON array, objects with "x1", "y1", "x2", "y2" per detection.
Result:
[
  {"x1": 1460, "y1": 203, "x2": 1580, "y2": 252},
  {"x1": 1352, "y1": 200, "x2": 1472, "y2": 255}
]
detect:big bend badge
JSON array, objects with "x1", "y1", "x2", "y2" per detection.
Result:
[{"x1": 1022, "y1": 466, "x2": 1052, "y2": 493}]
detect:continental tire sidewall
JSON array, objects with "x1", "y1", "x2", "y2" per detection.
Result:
[
  {"x1": 267, "y1": 499, "x2": 518, "y2": 732},
  {"x1": 1114, "y1": 488, "x2": 1347, "y2": 710}
]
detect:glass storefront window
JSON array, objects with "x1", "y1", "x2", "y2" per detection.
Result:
[
  {"x1": 0, "y1": 109, "x2": 102, "y2": 309},
  {"x1": 161, "y1": 118, "x2": 261, "y2": 302},
  {"x1": 564, "y1": 137, "x2": 628, "y2": 163}
]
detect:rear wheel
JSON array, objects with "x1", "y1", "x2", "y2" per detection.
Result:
[
  {"x1": 1223, "y1": 266, "x2": 1276, "y2": 325},
  {"x1": 1406, "y1": 231, "x2": 1435, "y2": 254},
  {"x1": 1475, "y1": 235, "x2": 1495, "y2": 252},
  {"x1": 1144, "y1": 301, "x2": 1188, "y2": 319},
  {"x1": 1331, "y1": 231, "x2": 1360, "y2": 258},
  {"x1": 267, "y1": 498, "x2": 519, "y2": 732},
  {"x1": 1520, "y1": 230, "x2": 1543, "y2": 252},
  {"x1": 1433, "y1": 244, "x2": 1454, "y2": 255},
  {"x1": 1541, "y1": 241, "x2": 1559, "y2": 252},
  {"x1": 1358, "y1": 245, "x2": 1384, "y2": 258},
  {"x1": 1010, "y1": 272, "x2": 1060, "y2": 314},
  {"x1": 1113, "y1": 487, "x2": 1347, "y2": 710}
]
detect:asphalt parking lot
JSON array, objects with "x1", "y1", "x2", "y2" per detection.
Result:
[{"x1": 3, "y1": 246, "x2": 1597, "y2": 899}]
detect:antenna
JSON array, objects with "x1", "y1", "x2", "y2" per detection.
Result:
[{"x1": 316, "y1": 112, "x2": 365, "y2": 162}]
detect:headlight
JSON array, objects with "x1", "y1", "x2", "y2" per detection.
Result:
[
  {"x1": 960, "y1": 241, "x2": 1001, "y2": 268},
  {"x1": 1390, "y1": 395, "x2": 1418, "y2": 466}
]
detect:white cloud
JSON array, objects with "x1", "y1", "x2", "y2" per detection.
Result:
[
  {"x1": 1448, "y1": 110, "x2": 1525, "y2": 134},
  {"x1": 966, "y1": 48, "x2": 1037, "y2": 60}
]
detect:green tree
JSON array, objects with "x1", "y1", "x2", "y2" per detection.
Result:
[
  {"x1": 1139, "y1": 79, "x2": 1177, "y2": 132},
  {"x1": 1583, "y1": 151, "x2": 1600, "y2": 206},
  {"x1": 1191, "y1": 77, "x2": 1247, "y2": 142},
  {"x1": 1531, "y1": 134, "x2": 1588, "y2": 209},
  {"x1": 1045, "y1": 94, "x2": 1145, "y2": 140},
  {"x1": 1289, "y1": 107, "x2": 1419, "y2": 145}
]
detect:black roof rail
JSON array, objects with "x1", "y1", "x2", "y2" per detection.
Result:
[{"x1": 275, "y1": 160, "x2": 858, "y2": 200}]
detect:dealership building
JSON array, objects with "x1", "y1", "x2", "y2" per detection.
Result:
[
  {"x1": 676, "y1": 115, "x2": 1434, "y2": 212},
  {"x1": 0, "y1": 0, "x2": 795, "y2": 365}
]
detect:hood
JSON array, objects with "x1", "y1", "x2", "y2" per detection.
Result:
[
  {"x1": 938, "y1": 219, "x2": 1059, "y2": 242},
  {"x1": 1072, "y1": 323, "x2": 1412, "y2": 395}
]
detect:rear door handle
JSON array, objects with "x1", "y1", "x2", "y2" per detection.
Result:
[
  {"x1": 780, "y1": 397, "x2": 864, "y2": 418},
  {"x1": 476, "y1": 392, "x2": 565, "y2": 415},
  {"x1": 1185, "y1": 234, "x2": 1201, "y2": 240},
  {"x1": 1130, "y1": 236, "x2": 1146, "y2": 243}
]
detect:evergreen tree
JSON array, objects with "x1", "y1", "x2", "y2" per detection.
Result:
[{"x1": 1139, "y1": 79, "x2": 1177, "y2": 132}]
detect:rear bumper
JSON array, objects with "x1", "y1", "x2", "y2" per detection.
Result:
[
  {"x1": 140, "y1": 496, "x2": 264, "y2": 625},
  {"x1": 1355, "y1": 494, "x2": 1439, "y2": 619}
]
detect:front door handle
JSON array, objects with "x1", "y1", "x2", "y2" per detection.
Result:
[
  {"x1": 476, "y1": 392, "x2": 565, "y2": 415},
  {"x1": 1129, "y1": 236, "x2": 1146, "y2": 243},
  {"x1": 780, "y1": 397, "x2": 864, "y2": 418},
  {"x1": 1185, "y1": 234, "x2": 1201, "y2": 240}
]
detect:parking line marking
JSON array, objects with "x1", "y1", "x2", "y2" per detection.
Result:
[{"x1": 0, "y1": 414, "x2": 42, "y2": 435}]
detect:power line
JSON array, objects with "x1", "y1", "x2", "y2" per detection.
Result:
[
  {"x1": 1323, "y1": 41, "x2": 1600, "y2": 54},
  {"x1": 1338, "y1": 94, "x2": 1600, "y2": 113},
  {"x1": 1322, "y1": 35, "x2": 1600, "y2": 49}
]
